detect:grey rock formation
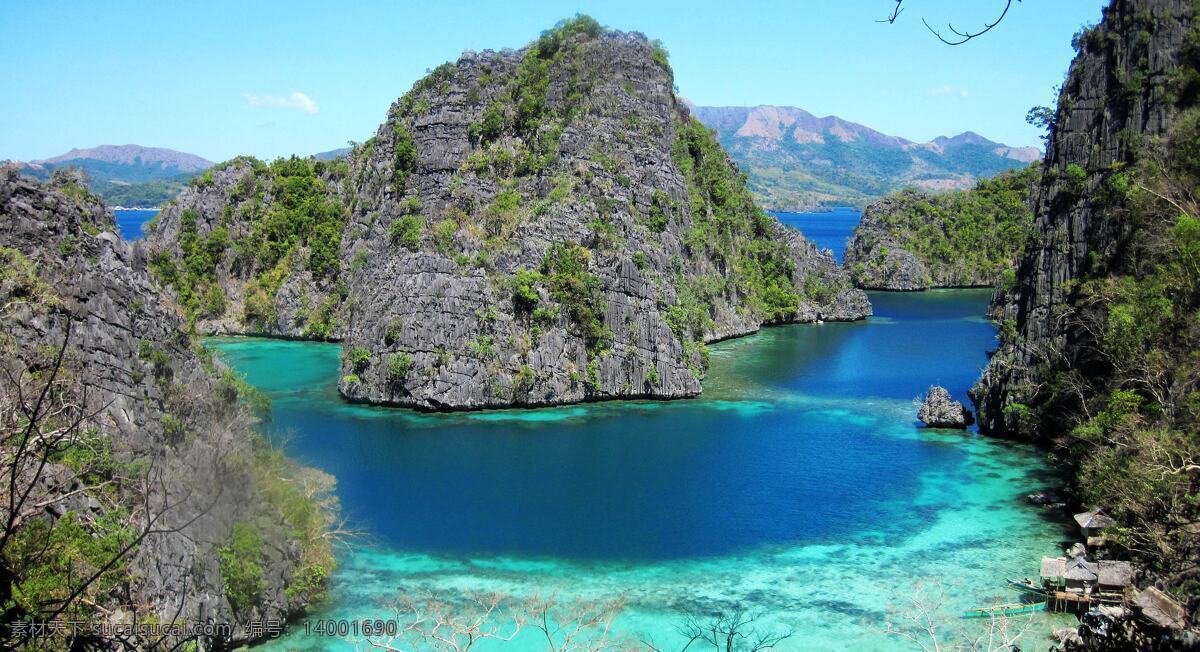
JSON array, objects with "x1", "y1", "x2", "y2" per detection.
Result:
[
  {"x1": 0, "y1": 169, "x2": 332, "y2": 645},
  {"x1": 844, "y1": 199, "x2": 934, "y2": 290},
  {"x1": 918, "y1": 386, "x2": 973, "y2": 429},
  {"x1": 843, "y1": 172, "x2": 1036, "y2": 292},
  {"x1": 970, "y1": 0, "x2": 1193, "y2": 433},
  {"x1": 147, "y1": 23, "x2": 871, "y2": 411}
]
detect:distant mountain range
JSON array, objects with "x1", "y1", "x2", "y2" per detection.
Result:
[
  {"x1": 10, "y1": 145, "x2": 214, "y2": 207},
  {"x1": 314, "y1": 147, "x2": 352, "y2": 160},
  {"x1": 6, "y1": 113, "x2": 1038, "y2": 212},
  {"x1": 690, "y1": 105, "x2": 1040, "y2": 211}
]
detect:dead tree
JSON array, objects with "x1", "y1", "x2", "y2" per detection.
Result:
[
  {"x1": 882, "y1": 580, "x2": 1037, "y2": 652},
  {"x1": 674, "y1": 610, "x2": 793, "y2": 652},
  {"x1": 359, "y1": 588, "x2": 628, "y2": 652},
  {"x1": 881, "y1": 1, "x2": 1020, "y2": 45},
  {"x1": 0, "y1": 323, "x2": 224, "y2": 650}
]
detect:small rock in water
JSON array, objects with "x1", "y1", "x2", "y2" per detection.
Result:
[
  {"x1": 1026, "y1": 489, "x2": 1064, "y2": 506},
  {"x1": 918, "y1": 386, "x2": 972, "y2": 429}
]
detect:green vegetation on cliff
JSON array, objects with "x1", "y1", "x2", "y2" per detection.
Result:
[
  {"x1": 1047, "y1": 105, "x2": 1200, "y2": 601},
  {"x1": 150, "y1": 155, "x2": 350, "y2": 329},
  {"x1": 672, "y1": 116, "x2": 804, "y2": 322},
  {"x1": 847, "y1": 165, "x2": 1037, "y2": 289},
  {"x1": 983, "y1": 1, "x2": 1200, "y2": 613}
]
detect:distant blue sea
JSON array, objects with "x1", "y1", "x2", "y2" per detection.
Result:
[
  {"x1": 771, "y1": 208, "x2": 861, "y2": 264},
  {"x1": 113, "y1": 209, "x2": 158, "y2": 241}
]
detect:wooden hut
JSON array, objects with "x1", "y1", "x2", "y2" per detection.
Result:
[
  {"x1": 1096, "y1": 560, "x2": 1133, "y2": 594},
  {"x1": 1073, "y1": 508, "x2": 1115, "y2": 538},
  {"x1": 1039, "y1": 555, "x2": 1134, "y2": 609}
]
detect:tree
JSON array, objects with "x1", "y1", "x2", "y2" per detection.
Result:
[
  {"x1": 880, "y1": 1, "x2": 1019, "y2": 45},
  {"x1": 0, "y1": 323, "x2": 224, "y2": 650},
  {"x1": 882, "y1": 580, "x2": 1037, "y2": 652},
  {"x1": 357, "y1": 587, "x2": 630, "y2": 651},
  {"x1": 669, "y1": 610, "x2": 792, "y2": 652}
]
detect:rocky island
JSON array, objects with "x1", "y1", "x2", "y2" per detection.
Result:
[
  {"x1": 145, "y1": 17, "x2": 870, "y2": 411},
  {"x1": 844, "y1": 166, "x2": 1037, "y2": 290},
  {"x1": 0, "y1": 169, "x2": 334, "y2": 648},
  {"x1": 917, "y1": 386, "x2": 973, "y2": 429}
]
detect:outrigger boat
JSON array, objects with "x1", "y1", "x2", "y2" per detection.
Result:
[
  {"x1": 962, "y1": 601, "x2": 1047, "y2": 619},
  {"x1": 1006, "y1": 578, "x2": 1048, "y2": 596}
]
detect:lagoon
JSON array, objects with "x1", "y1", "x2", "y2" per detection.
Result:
[{"x1": 211, "y1": 289, "x2": 1074, "y2": 650}]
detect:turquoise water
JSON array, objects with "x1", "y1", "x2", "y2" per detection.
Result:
[
  {"x1": 771, "y1": 209, "x2": 861, "y2": 263},
  {"x1": 114, "y1": 208, "x2": 157, "y2": 240},
  {"x1": 211, "y1": 290, "x2": 1075, "y2": 650}
]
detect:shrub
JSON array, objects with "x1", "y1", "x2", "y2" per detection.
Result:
[
  {"x1": 471, "y1": 335, "x2": 496, "y2": 358},
  {"x1": 533, "y1": 304, "x2": 560, "y2": 325},
  {"x1": 512, "y1": 364, "x2": 535, "y2": 397},
  {"x1": 219, "y1": 368, "x2": 272, "y2": 413},
  {"x1": 541, "y1": 244, "x2": 610, "y2": 351},
  {"x1": 202, "y1": 284, "x2": 227, "y2": 317},
  {"x1": 384, "y1": 318, "x2": 404, "y2": 345},
  {"x1": 219, "y1": 522, "x2": 264, "y2": 615},
  {"x1": 645, "y1": 190, "x2": 672, "y2": 232},
  {"x1": 432, "y1": 218, "x2": 458, "y2": 253},
  {"x1": 393, "y1": 124, "x2": 418, "y2": 188},
  {"x1": 386, "y1": 352, "x2": 413, "y2": 382},
  {"x1": 390, "y1": 215, "x2": 424, "y2": 250},
  {"x1": 348, "y1": 346, "x2": 371, "y2": 372},
  {"x1": 160, "y1": 414, "x2": 186, "y2": 444},
  {"x1": 484, "y1": 190, "x2": 521, "y2": 238},
  {"x1": 1065, "y1": 163, "x2": 1088, "y2": 193},
  {"x1": 512, "y1": 268, "x2": 543, "y2": 308}
]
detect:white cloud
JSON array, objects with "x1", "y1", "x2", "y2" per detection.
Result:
[
  {"x1": 243, "y1": 92, "x2": 319, "y2": 114},
  {"x1": 926, "y1": 85, "x2": 969, "y2": 98}
]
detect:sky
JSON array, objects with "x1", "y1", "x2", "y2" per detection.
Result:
[{"x1": 1, "y1": 0, "x2": 1109, "y2": 163}]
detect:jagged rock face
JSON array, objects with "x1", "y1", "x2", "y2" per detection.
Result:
[
  {"x1": 918, "y1": 386, "x2": 973, "y2": 429},
  {"x1": 337, "y1": 28, "x2": 868, "y2": 409},
  {"x1": 971, "y1": 0, "x2": 1194, "y2": 433},
  {"x1": 844, "y1": 196, "x2": 934, "y2": 290},
  {"x1": 0, "y1": 170, "x2": 329, "y2": 645},
  {"x1": 147, "y1": 23, "x2": 870, "y2": 411},
  {"x1": 843, "y1": 168, "x2": 1036, "y2": 292},
  {"x1": 145, "y1": 160, "x2": 348, "y2": 339}
]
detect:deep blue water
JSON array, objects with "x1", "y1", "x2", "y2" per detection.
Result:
[
  {"x1": 216, "y1": 290, "x2": 1076, "y2": 650},
  {"x1": 213, "y1": 290, "x2": 1003, "y2": 563},
  {"x1": 113, "y1": 209, "x2": 157, "y2": 240},
  {"x1": 771, "y1": 208, "x2": 861, "y2": 263}
]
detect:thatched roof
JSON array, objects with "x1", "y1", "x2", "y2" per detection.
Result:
[
  {"x1": 1040, "y1": 557, "x2": 1066, "y2": 578},
  {"x1": 1097, "y1": 560, "x2": 1134, "y2": 587},
  {"x1": 1074, "y1": 509, "x2": 1115, "y2": 530},
  {"x1": 1134, "y1": 587, "x2": 1187, "y2": 630},
  {"x1": 1064, "y1": 555, "x2": 1098, "y2": 582}
]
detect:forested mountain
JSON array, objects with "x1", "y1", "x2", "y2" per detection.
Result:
[
  {"x1": 11, "y1": 144, "x2": 213, "y2": 207},
  {"x1": 691, "y1": 104, "x2": 1039, "y2": 210}
]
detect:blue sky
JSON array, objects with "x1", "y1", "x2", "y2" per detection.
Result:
[{"x1": 2, "y1": 0, "x2": 1107, "y2": 163}]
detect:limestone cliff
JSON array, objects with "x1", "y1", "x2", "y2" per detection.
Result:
[
  {"x1": 970, "y1": 0, "x2": 1193, "y2": 433},
  {"x1": 0, "y1": 169, "x2": 333, "y2": 647},
  {"x1": 146, "y1": 17, "x2": 869, "y2": 411},
  {"x1": 843, "y1": 167, "x2": 1036, "y2": 291}
]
